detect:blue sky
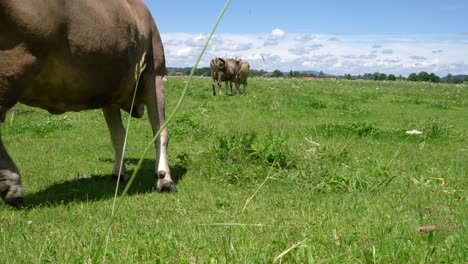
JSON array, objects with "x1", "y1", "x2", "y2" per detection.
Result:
[{"x1": 145, "y1": 0, "x2": 468, "y2": 76}]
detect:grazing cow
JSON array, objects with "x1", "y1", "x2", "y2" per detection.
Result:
[
  {"x1": 210, "y1": 57, "x2": 239, "y2": 95},
  {"x1": 236, "y1": 60, "x2": 250, "y2": 94},
  {"x1": 0, "y1": 0, "x2": 175, "y2": 208}
]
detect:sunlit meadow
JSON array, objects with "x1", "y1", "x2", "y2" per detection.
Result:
[{"x1": 0, "y1": 77, "x2": 466, "y2": 263}]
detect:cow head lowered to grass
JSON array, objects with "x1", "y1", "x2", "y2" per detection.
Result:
[{"x1": 0, "y1": 0, "x2": 176, "y2": 208}]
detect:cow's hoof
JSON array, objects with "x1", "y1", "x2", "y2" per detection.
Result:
[
  {"x1": 112, "y1": 173, "x2": 130, "y2": 182},
  {"x1": 1, "y1": 188, "x2": 23, "y2": 209},
  {"x1": 156, "y1": 179, "x2": 177, "y2": 192},
  {"x1": 5, "y1": 195, "x2": 23, "y2": 209},
  {"x1": 0, "y1": 172, "x2": 23, "y2": 208},
  {"x1": 155, "y1": 171, "x2": 177, "y2": 192}
]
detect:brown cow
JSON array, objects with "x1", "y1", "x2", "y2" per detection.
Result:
[
  {"x1": 210, "y1": 57, "x2": 239, "y2": 95},
  {"x1": 210, "y1": 57, "x2": 221, "y2": 96},
  {"x1": 236, "y1": 60, "x2": 250, "y2": 94},
  {"x1": 0, "y1": 0, "x2": 175, "y2": 208}
]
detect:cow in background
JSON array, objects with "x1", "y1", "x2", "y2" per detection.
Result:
[
  {"x1": 210, "y1": 57, "x2": 239, "y2": 95},
  {"x1": 236, "y1": 60, "x2": 250, "y2": 94}
]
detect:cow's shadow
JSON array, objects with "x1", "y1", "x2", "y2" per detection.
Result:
[{"x1": 24, "y1": 157, "x2": 187, "y2": 209}]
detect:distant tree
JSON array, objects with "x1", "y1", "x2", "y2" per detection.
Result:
[
  {"x1": 362, "y1": 73, "x2": 369, "y2": 80},
  {"x1": 258, "y1": 69, "x2": 267, "y2": 77},
  {"x1": 450, "y1": 77, "x2": 463, "y2": 84},
  {"x1": 408, "y1": 73, "x2": 418, "y2": 82},
  {"x1": 379, "y1": 73, "x2": 387, "y2": 81},
  {"x1": 271, "y1": 69, "x2": 284, "y2": 78},
  {"x1": 444, "y1": 73, "x2": 463, "y2": 84},
  {"x1": 288, "y1": 70, "x2": 294, "y2": 78},
  {"x1": 418, "y1": 71, "x2": 430, "y2": 82},
  {"x1": 388, "y1": 74, "x2": 397, "y2": 81},
  {"x1": 445, "y1": 74, "x2": 454, "y2": 83},
  {"x1": 318, "y1": 71, "x2": 325, "y2": 79},
  {"x1": 344, "y1": 73, "x2": 352, "y2": 80},
  {"x1": 429, "y1": 73, "x2": 440, "y2": 83},
  {"x1": 250, "y1": 69, "x2": 267, "y2": 77},
  {"x1": 372, "y1": 72, "x2": 380, "y2": 81},
  {"x1": 295, "y1": 71, "x2": 305, "y2": 77},
  {"x1": 406, "y1": 72, "x2": 440, "y2": 83},
  {"x1": 193, "y1": 67, "x2": 211, "y2": 76}
]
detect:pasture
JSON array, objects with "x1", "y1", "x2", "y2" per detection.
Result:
[{"x1": 1, "y1": 77, "x2": 466, "y2": 263}]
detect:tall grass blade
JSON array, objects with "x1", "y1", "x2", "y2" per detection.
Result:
[
  {"x1": 92, "y1": 1, "x2": 232, "y2": 262},
  {"x1": 273, "y1": 239, "x2": 307, "y2": 263},
  {"x1": 242, "y1": 164, "x2": 274, "y2": 211},
  {"x1": 103, "y1": 52, "x2": 147, "y2": 259}
]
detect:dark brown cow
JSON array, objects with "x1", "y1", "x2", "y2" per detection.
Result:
[{"x1": 0, "y1": 0, "x2": 175, "y2": 208}]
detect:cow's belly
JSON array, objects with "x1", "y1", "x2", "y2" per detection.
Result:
[{"x1": 19, "y1": 54, "x2": 136, "y2": 114}]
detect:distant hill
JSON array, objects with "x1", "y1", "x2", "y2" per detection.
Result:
[
  {"x1": 283, "y1": 70, "x2": 333, "y2": 77},
  {"x1": 296, "y1": 70, "x2": 322, "y2": 76},
  {"x1": 441, "y1": 74, "x2": 468, "y2": 81}
]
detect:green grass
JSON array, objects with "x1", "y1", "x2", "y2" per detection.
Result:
[{"x1": 1, "y1": 78, "x2": 467, "y2": 263}]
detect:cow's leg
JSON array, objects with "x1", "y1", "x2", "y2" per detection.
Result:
[
  {"x1": 102, "y1": 107, "x2": 129, "y2": 181},
  {"x1": 217, "y1": 79, "x2": 222, "y2": 95},
  {"x1": 0, "y1": 42, "x2": 40, "y2": 207},
  {"x1": 212, "y1": 78, "x2": 218, "y2": 96},
  {"x1": 212, "y1": 81, "x2": 216, "y2": 96},
  {"x1": 0, "y1": 129, "x2": 22, "y2": 208},
  {"x1": 216, "y1": 81, "x2": 221, "y2": 96},
  {"x1": 225, "y1": 81, "x2": 230, "y2": 95},
  {"x1": 230, "y1": 81, "x2": 234, "y2": 95},
  {"x1": 146, "y1": 75, "x2": 175, "y2": 192}
]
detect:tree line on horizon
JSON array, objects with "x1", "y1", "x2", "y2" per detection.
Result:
[{"x1": 166, "y1": 67, "x2": 467, "y2": 84}]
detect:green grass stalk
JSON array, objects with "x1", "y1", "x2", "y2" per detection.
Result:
[
  {"x1": 103, "y1": 52, "x2": 147, "y2": 259},
  {"x1": 242, "y1": 164, "x2": 274, "y2": 211},
  {"x1": 92, "y1": 1, "x2": 232, "y2": 262},
  {"x1": 273, "y1": 239, "x2": 308, "y2": 263}
]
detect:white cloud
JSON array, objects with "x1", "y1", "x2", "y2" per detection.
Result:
[
  {"x1": 161, "y1": 32, "x2": 468, "y2": 76},
  {"x1": 294, "y1": 33, "x2": 315, "y2": 42},
  {"x1": 185, "y1": 34, "x2": 209, "y2": 47},
  {"x1": 167, "y1": 47, "x2": 195, "y2": 58},
  {"x1": 263, "y1": 28, "x2": 287, "y2": 46},
  {"x1": 381, "y1": 58, "x2": 401, "y2": 63},
  {"x1": 409, "y1": 56, "x2": 427, "y2": 61},
  {"x1": 264, "y1": 38, "x2": 279, "y2": 47},
  {"x1": 288, "y1": 46, "x2": 310, "y2": 56},
  {"x1": 288, "y1": 44, "x2": 323, "y2": 55},
  {"x1": 270, "y1": 28, "x2": 287, "y2": 40},
  {"x1": 382, "y1": 49, "x2": 394, "y2": 54}
]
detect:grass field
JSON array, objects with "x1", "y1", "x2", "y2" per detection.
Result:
[{"x1": 1, "y1": 77, "x2": 467, "y2": 263}]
